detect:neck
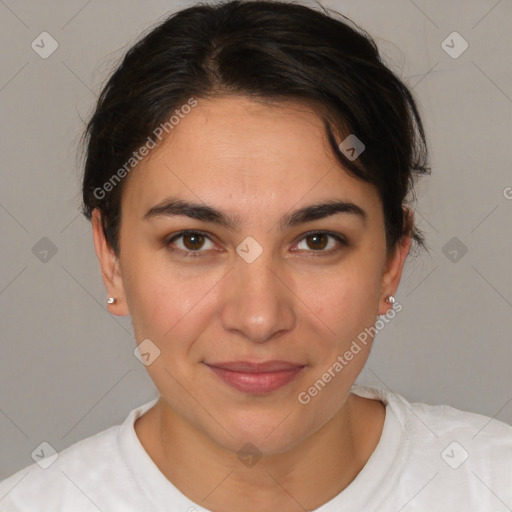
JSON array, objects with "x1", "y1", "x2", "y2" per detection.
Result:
[{"x1": 135, "y1": 392, "x2": 385, "y2": 512}]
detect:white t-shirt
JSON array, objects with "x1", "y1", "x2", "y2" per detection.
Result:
[{"x1": 1, "y1": 385, "x2": 511, "y2": 511}]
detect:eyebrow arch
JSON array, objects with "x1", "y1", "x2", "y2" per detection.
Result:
[{"x1": 142, "y1": 198, "x2": 367, "y2": 231}]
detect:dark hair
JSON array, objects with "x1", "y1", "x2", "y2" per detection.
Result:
[{"x1": 81, "y1": 0, "x2": 430, "y2": 256}]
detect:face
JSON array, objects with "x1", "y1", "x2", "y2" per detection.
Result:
[{"x1": 94, "y1": 96, "x2": 408, "y2": 455}]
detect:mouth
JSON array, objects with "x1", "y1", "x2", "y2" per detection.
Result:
[{"x1": 203, "y1": 360, "x2": 306, "y2": 394}]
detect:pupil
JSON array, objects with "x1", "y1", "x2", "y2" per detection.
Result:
[
  {"x1": 184, "y1": 233, "x2": 204, "y2": 250},
  {"x1": 308, "y1": 233, "x2": 327, "y2": 250}
]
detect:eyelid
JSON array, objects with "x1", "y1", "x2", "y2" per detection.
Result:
[
  {"x1": 292, "y1": 230, "x2": 348, "y2": 254},
  {"x1": 166, "y1": 230, "x2": 217, "y2": 256}
]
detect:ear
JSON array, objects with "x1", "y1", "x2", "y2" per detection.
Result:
[
  {"x1": 378, "y1": 208, "x2": 413, "y2": 315},
  {"x1": 91, "y1": 208, "x2": 130, "y2": 316}
]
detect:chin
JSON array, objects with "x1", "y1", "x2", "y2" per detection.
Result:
[{"x1": 205, "y1": 409, "x2": 314, "y2": 458}]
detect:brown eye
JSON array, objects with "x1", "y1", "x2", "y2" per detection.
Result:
[
  {"x1": 168, "y1": 231, "x2": 215, "y2": 253},
  {"x1": 306, "y1": 233, "x2": 328, "y2": 250},
  {"x1": 295, "y1": 232, "x2": 347, "y2": 254},
  {"x1": 182, "y1": 233, "x2": 205, "y2": 250}
]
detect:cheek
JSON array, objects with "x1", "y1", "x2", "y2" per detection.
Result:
[
  {"x1": 122, "y1": 250, "x2": 225, "y2": 346},
  {"x1": 298, "y1": 257, "x2": 383, "y2": 341},
  {"x1": 292, "y1": 263, "x2": 382, "y2": 418}
]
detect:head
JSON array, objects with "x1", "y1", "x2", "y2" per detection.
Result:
[{"x1": 82, "y1": 0, "x2": 429, "y2": 454}]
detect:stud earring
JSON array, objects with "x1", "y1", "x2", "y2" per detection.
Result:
[
  {"x1": 385, "y1": 295, "x2": 395, "y2": 304},
  {"x1": 107, "y1": 297, "x2": 117, "y2": 304}
]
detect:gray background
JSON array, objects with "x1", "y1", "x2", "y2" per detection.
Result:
[{"x1": 1, "y1": 0, "x2": 511, "y2": 479}]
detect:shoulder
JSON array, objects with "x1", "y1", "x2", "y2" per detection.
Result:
[
  {"x1": 352, "y1": 384, "x2": 512, "y2": 442},
  {"x1": 0, "y1": 425, "x2": 123, "y2": 511},
  {"x1": 0, "y1": 397, "x2": 160, "y2": 511},
  {"x1": 0, "y1": 394, "x2": 162, "y2": 512},
  {"x1": 351, "y1": 385, "x2": 512, "y2": 507},
  {"x1": 404, "y1": 394, "x2": 512, "y2": 474},
  {"x1": 393, "y1": 389, "x2": 512, "y2": 449}
]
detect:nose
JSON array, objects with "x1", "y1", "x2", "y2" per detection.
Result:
[{"x1": 219, "y1": 252, "x2": 296, "y2": 344}]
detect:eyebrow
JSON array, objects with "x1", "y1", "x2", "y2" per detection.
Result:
[{"x1": 142, "y1": 197, "x2": 367, "y2": 231}]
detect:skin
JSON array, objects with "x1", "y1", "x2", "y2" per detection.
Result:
[{"x1": 92, "y1": 96, "x2": 411, "y2": 511}]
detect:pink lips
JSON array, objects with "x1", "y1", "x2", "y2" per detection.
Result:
[{"x1": 205, "y1": 360, "x2": 306, "y2": 394}]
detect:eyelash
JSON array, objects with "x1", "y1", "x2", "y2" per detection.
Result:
[{"x1": 165, "y1": 229, "x2": 348, "y2": 258}]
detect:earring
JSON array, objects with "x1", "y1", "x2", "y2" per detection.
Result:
[
  {"x1": 385, "y1": 295, "x2": 395, "y2": 304},
  {"x1": 107, "y1": 297, "x2": 117, "y2": 304}
]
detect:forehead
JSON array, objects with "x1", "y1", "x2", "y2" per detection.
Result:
[{"x1": 120, "y1": 96, "x2": 381, "y2": 223}]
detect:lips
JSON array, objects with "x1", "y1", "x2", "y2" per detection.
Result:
[
  {"x1": 204, "y1": 360, "x2": 306, "y2": 394},
  {"x1": 206, "y1": 360, "x2": 305, "y2": 373}
]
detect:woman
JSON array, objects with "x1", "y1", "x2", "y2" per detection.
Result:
[{"x1": 1, "y1": 1, "x2": 510, "y2": 510}]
